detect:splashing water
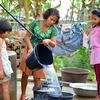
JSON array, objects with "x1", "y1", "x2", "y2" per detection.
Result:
[{"x1": 43, "y1": 64, "x2": 62, "y2": 96}]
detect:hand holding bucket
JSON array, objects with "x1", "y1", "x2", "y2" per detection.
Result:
[
  {"x1": 26, "y1": 44, "x2": 53, "y2": 70},
  {"x1": 42, "y1": 39, "x2": 56, "y2": 48}
]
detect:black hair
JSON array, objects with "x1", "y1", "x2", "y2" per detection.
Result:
[
  {"x1": 43, "y1": 8, "x2": 60, "y2": 24},
  {"x1": 92, "y1": 8, "x2": 100, "y2": 17},
  {"x1": 0, "y1": 19, "x2": 12, "y2": 34}
]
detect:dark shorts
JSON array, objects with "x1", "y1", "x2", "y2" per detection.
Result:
[
  {"x1": 93, "y1": 64, "x2": 100, "y2": 95},
  {"x1": 94, "y1": 64, "x2": 100, "y2": 83}
]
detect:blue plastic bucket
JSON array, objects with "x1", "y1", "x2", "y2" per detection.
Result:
[
  {"x1": 26, "y1": 44, "x2": 53, "y2": 70},
  {"x1": 48, "y1": 92, "x2": 73, "y2": 100},
  {"x1": 33, "y1": 89, "x2": 48, "y2": 100},
  {"x1": 33, "y1": 90, "x2": 73, "y2": 100}
]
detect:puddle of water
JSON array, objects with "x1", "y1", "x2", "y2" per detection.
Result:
[{"x1": 43, "y1": 64, "x2": 62, "y2": 97}]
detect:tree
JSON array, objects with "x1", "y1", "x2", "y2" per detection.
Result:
[{"x1": 65, "y1": 0, "x2": 100, "y2": 22}]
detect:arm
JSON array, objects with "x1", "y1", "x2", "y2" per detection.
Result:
[
  {"x1": 24, "y1": 31, "x2": 33, "y2": 50},
  {"x1": 0, "y1": 40, "x2": 4, "y2": 80},
  {"x1": 49, "y1": 36, "x2": 57, "y2": 47},
  {"x1": 24, "y1": 31, "x2": 33, "y2": 54},
  {"x1": 25, "y1": 20, "x2": 36, "y2": 50},
  {"x1": 91, "y1": 29, "x2": 100, "y2": 48},
  {"x1": 43, "y1": 26, "x2": 57, "y2": 47},
  {"x1": 42, "y1": 37, "x2": 57, "y2": 48},
  {"x1": 0, "y1": 55, "x2": 4, "y2": 80}
]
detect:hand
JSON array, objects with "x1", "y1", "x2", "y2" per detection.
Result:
[
  {"x1": 0, "y1": 71, "x2": 4, "y2": 80},
  {"x1": 49, "y1": 41, "x2": 56, "y2": 47},
  {"x1": 42, "y1": 39, "x2": 51, "y2": 46}
]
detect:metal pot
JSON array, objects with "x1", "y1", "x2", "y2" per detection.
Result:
[{"x1": 70, "y1": 83, "x2": 97, "y2": 97}]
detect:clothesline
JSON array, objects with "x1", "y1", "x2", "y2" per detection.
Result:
[{"x1": 59, "y1": 20, "x2": 91, "y2": 24}]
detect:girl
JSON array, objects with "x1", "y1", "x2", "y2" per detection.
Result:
[
  {"x1": 0, "y1": 19, "x2": 13, "y2": 100},
  {"x1": 19, "y1": 8, "x2": 60, "y2": 100},
  {"x1": 90, "y1": 8, "x2": 100, "y2": 99}
]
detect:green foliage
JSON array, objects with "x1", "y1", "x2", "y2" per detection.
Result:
[
  {"x1": 0, "y1": 0, "x2": 100, "y2": 22},
  {"x1": 67, "y1": 0, "x2": 100, "y2": 21},
  {"x1": 0, "y1": 0, "x2": 20, "y2": 19},
  {"x1": 54, "y1": 56, "x2": 69, "y2": 70}
]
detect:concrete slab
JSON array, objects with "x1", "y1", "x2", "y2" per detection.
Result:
[
  {"x1": 17, "y1": 69, "x2": 96, "y2": 100},
  {"x1": 17, "y1": 81, "x2": 97, "y2": 100}
]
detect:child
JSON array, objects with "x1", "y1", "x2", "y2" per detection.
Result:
[
  {"x1": 0, "y1": 19, "x2": 13, "y2": 100},
  {"x1": 19, "y1": 8, "x2": 60, "y2": 100},
  {"x1": 90, "y1": 8, "x2": 100, "y2": 99}
]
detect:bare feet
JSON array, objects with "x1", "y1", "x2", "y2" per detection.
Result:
[{"x1": 19, "y1": 95, "x2": 29, "y2": 100}]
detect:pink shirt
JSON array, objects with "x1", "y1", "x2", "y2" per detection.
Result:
[{"x1": 90, "y1": 26, "x2": 100, "y2": 65}]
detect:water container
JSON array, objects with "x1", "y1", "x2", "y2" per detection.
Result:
[
  {"x1": 48, "y1": 92, "x2": 73, "y2": 100},
  {"x1": 26, "y1": 44, "x2": 53, "y2": 70},
  {"x1": 33, "y1": 90, "x2": 73, "y2": 100},
  {"x1": 33, "y1": 89, "x2": 48, "y2": 100}
]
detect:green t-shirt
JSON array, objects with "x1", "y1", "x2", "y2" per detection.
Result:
[{"x1": 28, "y1": 20, "x2": 57, "y2": 46}]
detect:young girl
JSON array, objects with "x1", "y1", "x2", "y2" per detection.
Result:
[
  {"x1": 90, "y1": 8, "x2": 100, "y2": 99},
  {"x1": 0, "y1": 19, "x2": 13, "y2": 100},
  {"x1": 19, "y1": 8, "x2": 60, "y2": 100}
]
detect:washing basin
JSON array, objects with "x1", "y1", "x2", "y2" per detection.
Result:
[{"x1": 70, "y1": 83, "x2": 97, "y2": 97}]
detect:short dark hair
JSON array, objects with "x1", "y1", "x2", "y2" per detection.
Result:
[
  {"x1": 0, "y1": 19, "x2": 12, "y2": 34},
  {"x1": 92, "y1": 8, "x2": 100, "y2": 17},
  {"x1": 43, "y1": 8, "x2": 60, "y2": 24}
]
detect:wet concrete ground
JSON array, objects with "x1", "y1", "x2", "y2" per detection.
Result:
[
  {"x1": 0, "y1": 69, "x2": 96, "y2": 100},
  {"x1": 17, "y1": 69, "x2": 97, "y2": 100},
  {"x1": 17, "y1": 81, "x2": 96, "y2": 100}
]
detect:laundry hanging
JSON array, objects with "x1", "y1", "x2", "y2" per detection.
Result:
[{"x1": 53, "y1": 23, "x2": 84, "y2": 56}]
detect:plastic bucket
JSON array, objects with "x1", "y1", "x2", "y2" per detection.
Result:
[
  {"x1": 48, "y1": 92, "x2": 73, "y2": 100},
  {"x1": 33, "y1": 90, "x2": 73, "y2": 100},
  {"x1": 33, "y1": 90, "x2": 48, "y2": 100},
  {"x1": 26, "y1": 44, "x2": 53, "y2": 70}
]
